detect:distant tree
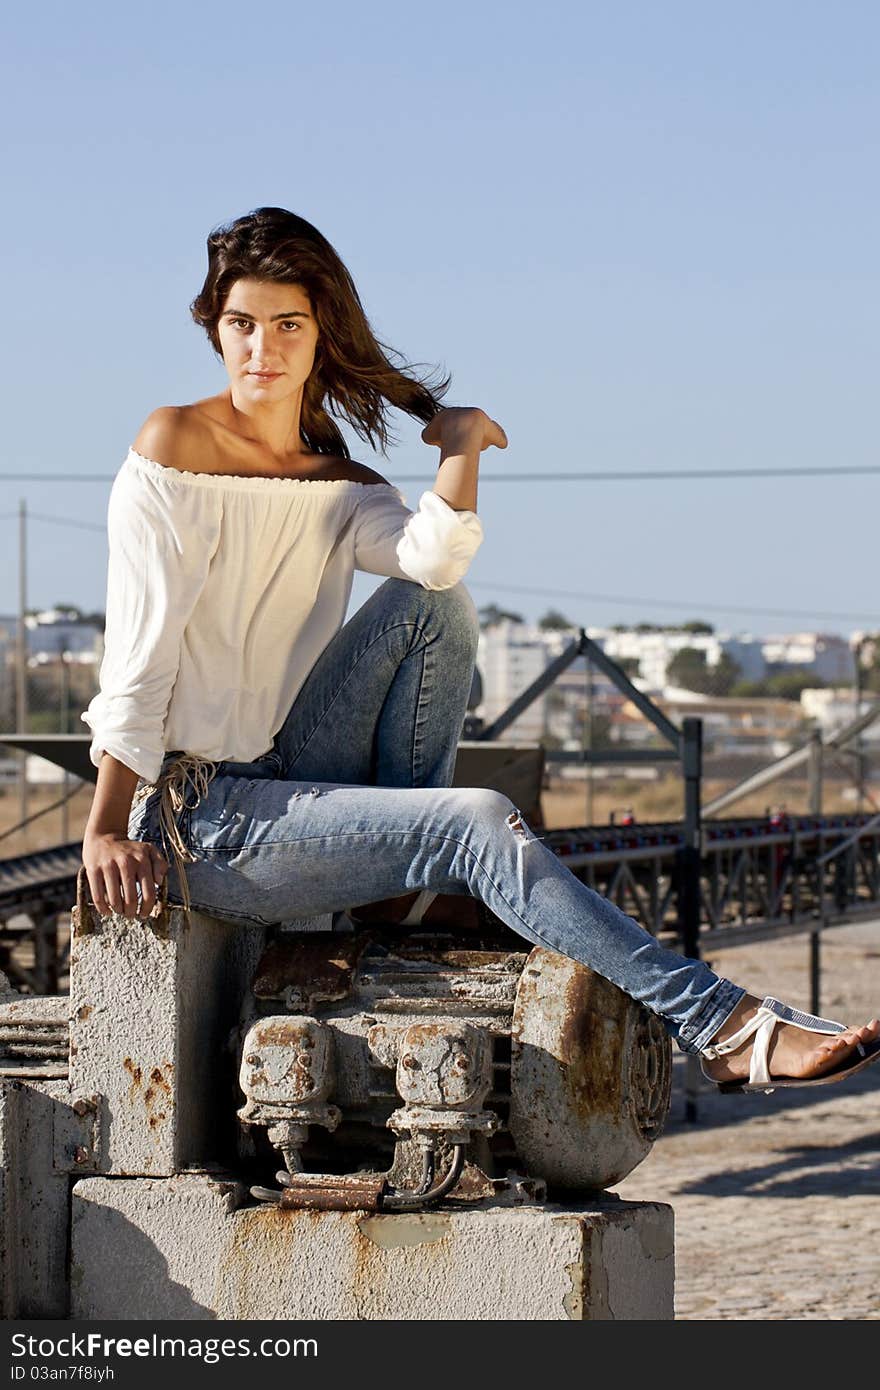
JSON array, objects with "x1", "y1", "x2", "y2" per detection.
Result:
[
  {"x1": 538, "y1": 608, "x2": 576, "y2": 631},
  {"x1": 859, "y1": 635, "x2": 880, "y2": 695},
  {"x1": 679, "y1": 620, "x2": 715, "y2": 635},
  {"x1": 709, "y1": 653, "x2": 741, "y2": 695},
  {"x1": 731, "y1": 672, "x2": 825, "y2": 701},
  {"x1": 478, "y1": 603, "x2": 524, "y2": 629},
  {"x1": 667, "y1": 648, "x2": 740, "y2": 695},
  {"x1": 766, "y1": 672, "x2": 825, "y2": 701},
  {"x1": 572, "y1": 709, "x2": 613, "y2": 749},
  {"x1": 615, "y1": 656, "x2": 641, "y2": 678},
  {"x1": 730, "y1": 679, "x2": 764, "y2": 698},
  {"x1": 666, "y1": 647, "x2": 708, "y2": 691}
]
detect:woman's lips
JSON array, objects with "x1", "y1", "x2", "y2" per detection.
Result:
[{"x1": 249, "y1": 371, "x2": 281, "y2": 381}]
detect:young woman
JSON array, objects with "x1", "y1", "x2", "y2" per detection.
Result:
[{"x1": 81, "y1": 206, "x2": 879, "y2": 1096}]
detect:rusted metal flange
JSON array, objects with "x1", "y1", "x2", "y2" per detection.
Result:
[{"x1": 509, "y1": 948, "x2": 672, "y2": 1190}]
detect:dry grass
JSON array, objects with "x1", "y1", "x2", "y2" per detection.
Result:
[
  {"x1": 0, "y1": 782, "x2": 93, "y2": 859},
  {"x1": 540, "y1": 774, "x2": 870, "y2": 829}
]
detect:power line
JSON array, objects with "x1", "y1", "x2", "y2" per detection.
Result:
[
  {"x1": 0, "y1": 464, "x2": 878, "y2": 484},
  {"x1": 0, "y1": 514, "x2": 874, "y2": 624},
  {"x1": 467, "y1": 578, "x2": 880, "y2": 625},
  {"x1": 0, "y1": 474, "x2": 112, "y2": 482},
  {"x1": 28, "y1": 512, "x2": 106, "y2": 534},
  {"x1": 398, "y1": 466, "x2": 880, "y2": 484},
  {"x1": 2, "y1": 497, "x2": 876, "y2": 625}
]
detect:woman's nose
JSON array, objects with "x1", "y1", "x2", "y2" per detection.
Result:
[{"x1": 248, "y1": 327, "x2": 271, "y2": 360}]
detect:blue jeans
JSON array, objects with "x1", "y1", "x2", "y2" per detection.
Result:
[{"x1": 128, "y1": 577, "x2": 744, "y2": 1055}]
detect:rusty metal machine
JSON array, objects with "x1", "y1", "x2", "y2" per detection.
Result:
[
  {"x1": 234, "y1": 913, "x2": 672, "y2": 1212},
  {"x1": 0, "y1": 875, "x2": 674, "y2": 1319}
]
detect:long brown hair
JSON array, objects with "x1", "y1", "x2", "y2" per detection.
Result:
[{"x1": 190, "y1": 207, "x2": 450, "y2": 457}]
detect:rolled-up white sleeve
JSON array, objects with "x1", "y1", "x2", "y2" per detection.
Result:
[
  {"x1": 353, "y1": 485, "x2": 483, "y2": 591},
  {"x1": 81, "y1": 462, "x2": 222, "y2": 783}
]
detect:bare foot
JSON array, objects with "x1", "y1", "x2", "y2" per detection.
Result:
[{"x1": 702, "y1": 994, "x2": 880, "y2": 1084}]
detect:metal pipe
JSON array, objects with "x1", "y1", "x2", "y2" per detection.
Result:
[{"x1": 704, "y1": 699, "x2": 880, "y2": 818}]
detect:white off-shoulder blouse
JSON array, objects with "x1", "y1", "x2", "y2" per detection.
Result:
[{"x1": 81, "y1": 449, "x2": 484, "y2": 784}]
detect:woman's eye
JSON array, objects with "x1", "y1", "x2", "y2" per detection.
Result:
[{"x1": 280, "y1": 321, "x2": 300, "y2": 331}]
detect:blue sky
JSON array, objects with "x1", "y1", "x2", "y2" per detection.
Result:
[{"x1": 1, "y1": 2, "x2": 877, "y2": 636}]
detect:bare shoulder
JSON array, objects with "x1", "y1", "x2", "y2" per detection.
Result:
[{"x1": 131, "y1": 406, "x2": 209, "y2": 471}]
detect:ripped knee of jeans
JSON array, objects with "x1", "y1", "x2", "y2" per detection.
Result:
[
  {"x1": 288, "y1": 786, "x2": 324, "y2": 803},
  {"x1": 506, "y1": 807, "x2": 537, "y2": 842}
]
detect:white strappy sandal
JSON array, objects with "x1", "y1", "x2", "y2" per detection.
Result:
[{"x1": 700, "y1": 996, "x2": 880, "y2": 1094}]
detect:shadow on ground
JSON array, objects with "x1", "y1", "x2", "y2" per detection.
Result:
[{"x1": 673, "y1": 1128, "x2": 880, "y2": 1198}]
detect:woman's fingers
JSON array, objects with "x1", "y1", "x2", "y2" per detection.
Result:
[
  {"x1": 87, "y1": 867, "x2": 110, "y2": 918},
  {"x1": 83, "y1": 841, "x2": 170, "y2": 920},
  {"x1": 488, "y1": 417, "x2": 508, "y2": 449},
  {"x1": 421, "y1": 407, "x2": 508, "y2": 453},
  {"x1": 142, "y1": 848, "x2": 169, "y2": 917},
  {"x1": 120, "y1": 857, "x2": 146, "y2": 916},
  {"x1": 96, "y1": 861, "x2": 123, "y2": 917},
  {"x1": 150, "y1": 846, "x2": 169, "y2": 886}
]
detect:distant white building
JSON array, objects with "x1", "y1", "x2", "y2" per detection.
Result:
[
  {"x1": 584, "y1": 628, "x2": 765, "y2": 692},
  {"x1": 762, "y1": 633, "x2": 852, "y2": 684},
  {"x1": 476, "y1": 621, "x2": 559, "y2": 739},
  {"x1": 476, "y1": 618, "x2": 865, "y2": 747},
  {"x1": 800, "y1": 687, "x2": 880, "y2": 743},
  {"x1": 25, "y1": 609, "x2": 102, "y2": 661}
]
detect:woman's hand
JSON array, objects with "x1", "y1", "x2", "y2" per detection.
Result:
[
  {"x1": 421, "y1": 407, "x2": 508, "y2": 454},
  {"x1": 82, "y1": 831, "x2": 168, "y2": 920}
]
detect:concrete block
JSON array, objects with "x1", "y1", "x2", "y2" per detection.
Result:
[
  {"x1": 0, "y1": 1079, "x2": 70, "y2": 1318},
  {"x1": 69, "y1": 909, "x2": 265, "y2": 1176},
  {"x1": 71, "y1": 1175, "x2": 674, "y2": 1320}
]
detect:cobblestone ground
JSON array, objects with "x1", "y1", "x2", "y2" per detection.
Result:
[{"x1": 613, "y1": 919, "x2": 880, "y2": 1320}]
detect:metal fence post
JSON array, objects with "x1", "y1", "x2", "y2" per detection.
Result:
[
  {"x1": 679, "y1": 716, "x2": 703, "y2": 1123},
  {"x1": 808, "y1": 729, "x2": 823, "y2": 1014}
]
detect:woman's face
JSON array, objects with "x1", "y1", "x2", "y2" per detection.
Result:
[{"x1": 216, "y1": 278, "x2": 320, "y2": 400}]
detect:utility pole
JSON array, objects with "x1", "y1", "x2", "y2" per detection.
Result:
[{"x1": 17, "y1": 499, "x2": 28, "y2": 832}]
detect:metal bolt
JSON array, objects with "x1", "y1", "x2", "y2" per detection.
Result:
[
  {"x1": 298, "y1": 1053, "x2": 312, "y2": 1069},
  {"x1": 402, "y1": 1054, "x2": 420, "y2": 1070},
  {"x1": 71, "y1": 1098, "x2": 92, "y2": 1117},
  {"x1": 454, "y1": 1055, "x2": 469, "y2": 1071},
  {"x1": 73, "y1": 1146, "x2": 89, "y2": 1165},
  {"x1": 245, "y1": 1054, "x2": 261, "y2": 1067}
]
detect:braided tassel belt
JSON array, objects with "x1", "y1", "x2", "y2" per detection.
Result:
[{"x1": 132, "y1": 753, "x2": 220, "y2": 917}]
